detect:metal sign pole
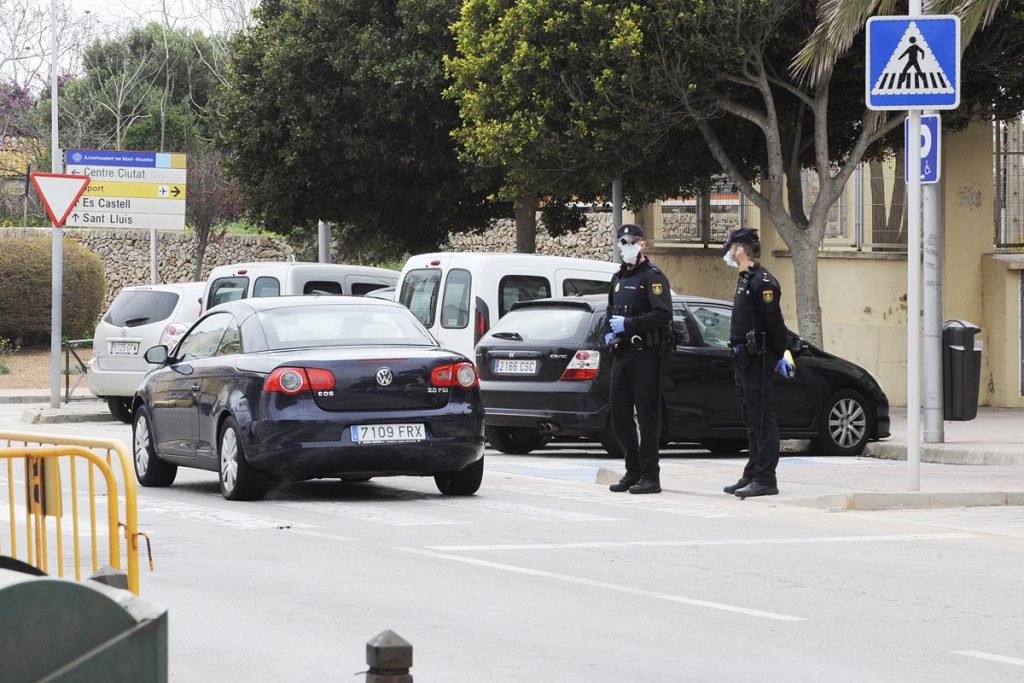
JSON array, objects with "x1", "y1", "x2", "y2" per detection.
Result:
[
  {"x1": 49, "y1": 0, "x2": 61, "y2": 409},
  {"x1": 907, "y1": 109, "x2": 922, "y2": 490},
  {"x1": 150, "y1": 227, "x2": 158, "y2": 284},
  {"x1": 905, "y1": 0, "x2": 924, "y2": 490},
  {"x1": 923, "y1": 111, "x2": 944, "y2": 443}
]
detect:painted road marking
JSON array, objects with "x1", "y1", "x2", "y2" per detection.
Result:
[
  {"x1": 138, "y1": 497, "x2": 316, "y2": 530},
  {"x1": 275, "y1": 500, "x2": 469, "y2": 527},
  {"x1": 951, "y1": 651, "x2": 1024, "y2": 668},
  {"x1": 425, "y1": 532, "x2": 980, "y2": 552},
  {"x1": 398, "y1": 547, "x2": 805, "y2": 622},
  {"x1": 425, "y1": 497, "x2": 623, "y2": 522},
  {"x1": 485, "y1": 481, "x2": 746, "y2": 518},
  {"x1": 279, "y1": 528, "x2": 357, "y2": 543}
]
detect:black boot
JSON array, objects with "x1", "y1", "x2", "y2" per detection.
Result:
[
  {"x1": 609, "y1": 472, "x2": 641, "y2": 492},
  {"x1": 723, "y1": 478, "x2": 751, "y2": 494},
  {"x1": 734, "y1": 481, "x2": 779, "y2": 499},
  {"x1": 628, "y1": 475, "x2": 661, "y2": 494}
]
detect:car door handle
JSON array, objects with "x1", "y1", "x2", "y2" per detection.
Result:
[{"x1": 191, "y1": 384, "x2": 200, "y2": 393}]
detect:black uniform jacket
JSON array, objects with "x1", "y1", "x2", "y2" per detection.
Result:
[
  {"x1": 729, "y1": 264, "x2": 788, "y2": 361},
  {"x1": 606, "y1": 258, "x2": 672, "y2": 338}
]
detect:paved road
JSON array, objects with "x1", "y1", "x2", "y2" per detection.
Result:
[{"x1": 2, "y1": 411, "x2": 1023, "y2": 681}]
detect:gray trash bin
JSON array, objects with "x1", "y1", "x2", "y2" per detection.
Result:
[{"x1": 942, "y1": 320, "x2": 982, "y2": 421}]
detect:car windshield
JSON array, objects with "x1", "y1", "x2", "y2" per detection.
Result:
[
  {"x1": 104, "y1": 290, "x2": 179, "y2": 327},
  {"x1": 484, "y1": 306, "x2": 593, "y2": 343},
  {"x1": 256, "y1": 304, "x2": 436, "y2": 350}
]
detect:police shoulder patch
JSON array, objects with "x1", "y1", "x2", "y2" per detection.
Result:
[
  {"x1": 762, "y1": 290, "x2": 774, "y2": 303},
  {"x1": 652, "y1": 282, "x2": 663, "y2": 295}
]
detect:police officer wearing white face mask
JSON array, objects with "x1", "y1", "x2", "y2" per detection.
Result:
[
  {"x1": 604, "y1": 224, "x2": 673, "y2": 494},
  {"x1": 721, "y1": 227, "x2": 795, "y2": 499}
]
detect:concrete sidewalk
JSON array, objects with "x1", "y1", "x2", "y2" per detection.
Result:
[{"x1": 596, "y1": 406, "x2": 1024, "y2": 511}]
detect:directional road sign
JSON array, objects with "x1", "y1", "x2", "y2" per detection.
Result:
[
  {"x1": 63, "y1": 148, "x2": 187, "y2": 230},
  {"x1": 29, "y1": 173, "x2": 91, "y2": 227},
  {"x1": 866, "y1": 15, "x2": 960, "y2": 110},
  {"x1": 905, "y1": 114, "x2": 941, "y2": 184}
]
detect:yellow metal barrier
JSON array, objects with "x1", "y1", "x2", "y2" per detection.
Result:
[{"x1": 0, "y1": 431, "x2": 145, "y2": 594}]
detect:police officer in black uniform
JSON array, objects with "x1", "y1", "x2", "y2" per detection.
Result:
[
  {"x1": 605, "y1": 224, "x2": 673, "y2": 494},
  {"x1": 720, "y1": 227, "x2": 795, "y2": 499}
]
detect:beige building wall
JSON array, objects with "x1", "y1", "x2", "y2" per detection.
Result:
[{"x1": 649, "y1": 121, "x2": 1024, "y2": 408}]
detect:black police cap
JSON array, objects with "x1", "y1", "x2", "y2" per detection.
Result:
[
  {"x1": 722, "y1": 227, "x2": 759, "y2": 254},
  {"x1": 616, "y1": 223, "x2": 644, "y2": 240}
]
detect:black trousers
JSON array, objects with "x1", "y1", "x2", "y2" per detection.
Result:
[
  {"x1": 735, "y1": 357, "x2": 780, "y2": 486},
  {"x1": 610, "y1": 345, "x2": 663, "y2": 477}
]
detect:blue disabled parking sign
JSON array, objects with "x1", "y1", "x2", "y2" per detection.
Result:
[{"x1": 866, "y1": 15, "x2": 960, "y2": 110}]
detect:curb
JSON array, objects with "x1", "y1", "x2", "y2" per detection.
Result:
[
  {"x1": 21, "y1": 407, "x2": 116, "y2": 424},
  {"x1": 594, "y1": 468, "x2": 1024, "y2": 511},
  {"x1": 863, "y1": 442, "x2": 1024, "y2": 466},
  {"x1": 791, "y1": 491, "x2": 1024, "y2": 511},
  {"x1": 0, "y1": 395, "x2": 99, "y2": 404}
]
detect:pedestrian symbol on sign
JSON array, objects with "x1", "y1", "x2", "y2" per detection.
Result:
[
  {"x1": 871, "y1": 22, "x2": 953, "y2": 96},
  {"x1": 865, "y1": 15, "x2": 959, "y2": 110}
]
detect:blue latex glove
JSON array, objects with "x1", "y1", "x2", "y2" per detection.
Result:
[
  {"x1": 609, "y1": 315, "x2": 625, "y2": 334},
  {"x1": 775, "y1": 353, "x2": 795, "y2": 379},
  {"x1": 603, "y1": 332, "x2": 615, "y2": 347}
]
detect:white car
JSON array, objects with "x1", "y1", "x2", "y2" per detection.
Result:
[{"x1": 88, "y1": 282, "x2": 205, "y2": 422}]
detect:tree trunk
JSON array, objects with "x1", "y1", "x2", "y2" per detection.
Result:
[
  {"x1": 192, "y1": 228, "x2": 210, "y2": 281},
  {"x1": 788, "y1": 232, "x2": 824, "y2": 349},
  {"x1": 514, "y1": 194, "x2": 538, "y2": 253}
]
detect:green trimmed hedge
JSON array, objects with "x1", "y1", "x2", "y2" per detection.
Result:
[{"x1": 0, "y1": 237, "x2": 106, "y2": 344}]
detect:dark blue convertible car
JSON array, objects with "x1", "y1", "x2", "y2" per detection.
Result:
[{"x1": 131, "y1": 297, "x2": 485, "y2": 500}]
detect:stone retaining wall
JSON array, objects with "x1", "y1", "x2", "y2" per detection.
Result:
[
  {"x1": 0, "y1": 228, "x2": 292, "y2": 306},
  {"x1": 443, "y1": 215, "x2": 616, "y2": 260}
]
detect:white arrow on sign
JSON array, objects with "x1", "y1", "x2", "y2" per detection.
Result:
[{"x1": 30, "y1": 172, "x2": 91, "y2": 227}]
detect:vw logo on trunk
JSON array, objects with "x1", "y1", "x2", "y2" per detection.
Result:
[{"x1": 375, "y1": 367, "x2": 393, "y2": 386}]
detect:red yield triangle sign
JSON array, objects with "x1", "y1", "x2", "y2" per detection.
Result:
[{"x1": 30, "y1": 172, "x2": 91, "y2": 227}]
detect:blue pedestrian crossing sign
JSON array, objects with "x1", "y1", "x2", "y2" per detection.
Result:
[
  {"x1": 866, "y1": 15, "x2": 960, "y2": 110},
  {"x1": 905, "y1": 114, "x2": 941, "y2": 184}
]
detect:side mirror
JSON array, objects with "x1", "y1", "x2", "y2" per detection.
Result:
[{"x1": 144, "y1": 345, "x2": 169, "y2": 365}]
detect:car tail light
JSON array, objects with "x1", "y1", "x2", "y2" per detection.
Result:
[
  {"x1": 431, "y1": 362, "x2": 479, "y2": 389},
  {"x1": 159, "y1": 322, "x2": 190, "y2": 350},
  {"x1": 560, "y1": 350, "x2": 600, "y2": 381},
  {"x1": 474, "y1": 309, "x2": 489, "y2": 345},
  {"x1": 263, "y1": 367, "x2": 336, "y2": 394},
  {"x1": 473, "y1": 296, "x2": 490, "y2": 345}
]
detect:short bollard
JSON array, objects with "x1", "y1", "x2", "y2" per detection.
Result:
[{"x1": 366, "y1": 630, "x2": 412, "y2": 683}]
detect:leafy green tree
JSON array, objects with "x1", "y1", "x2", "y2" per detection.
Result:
[
  {"x1": 447, "y1": 0, "x2": 730, "y2": 252},
  {"x1": 217, "y1": 0, "x2": 504, "y2": 255},
  {"x1": 450, "y1": 0, "x2": 1022, "y2": 346}
]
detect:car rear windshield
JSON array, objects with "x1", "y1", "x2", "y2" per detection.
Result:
[
  {"x1": 484, "y1": 306, "x2": 593, "y2": 343},
  {"x1": 399, "y1": 268, "x2": 441, "y2": 327},
  {"x1": 104, "y1": 290, "x2": 179, "y2": 327},
  {"x1": 256, "y1": 304, "x2": 436, "y2": 350}
]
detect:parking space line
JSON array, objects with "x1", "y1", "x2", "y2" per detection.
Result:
[
  {"x1": 426, "y1": 532, "x2": 979, "y2": 552},
  {"x1": 397, "y1": 546, "x2": 806, "y2": 622},
  {"x1": 951, "y1": 651, "x2": 1024, "y2": 668}
]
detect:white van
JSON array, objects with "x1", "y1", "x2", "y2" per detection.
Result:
[
  {"x1": 397, "y1": 252, "x2": 618, "y2": 358},
  {"x1": 202, "y1": 262, "x2": 399, "y2": 312}
]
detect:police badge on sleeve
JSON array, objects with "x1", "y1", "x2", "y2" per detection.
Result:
[
  {"x1": 652, "y1": 283, "x2": 663, "y2": 295},
  {"x1": 762, "y1": 290, "x2": 774, "y2": 303}
]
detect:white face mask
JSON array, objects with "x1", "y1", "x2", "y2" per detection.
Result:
[
  {"x1": 723, "y1": 250, "x2": 738, "y2": 268},
  {"x1": 619, "y1": 243, "x2": 642, "y2": 265}
]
